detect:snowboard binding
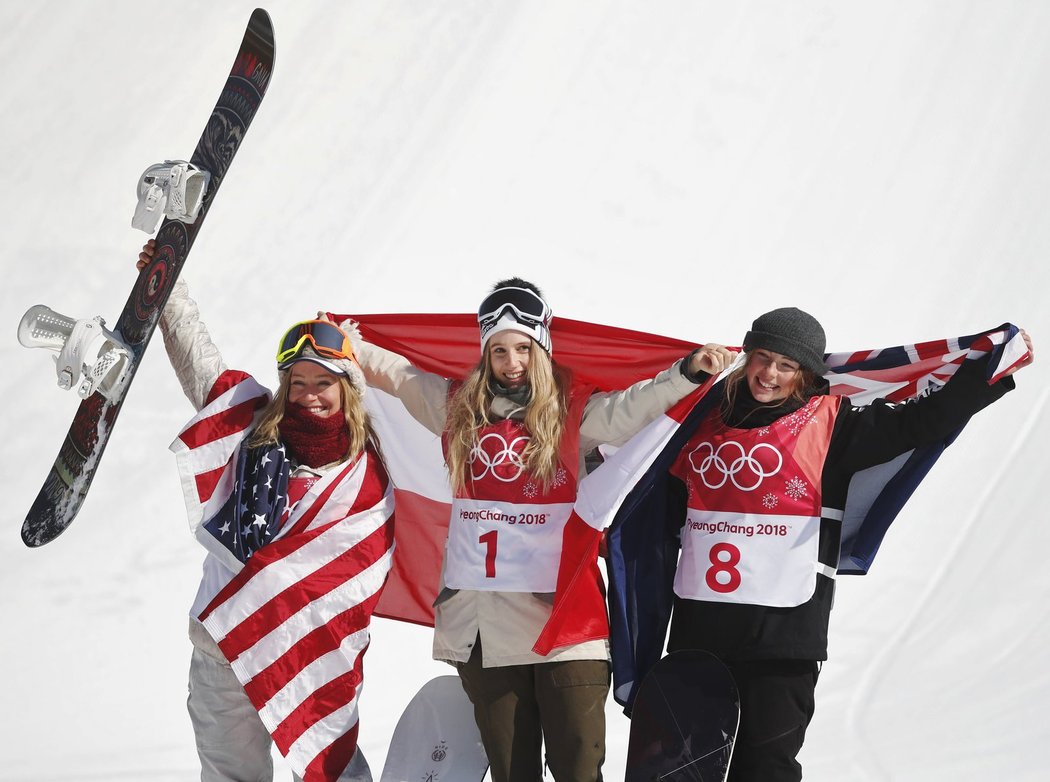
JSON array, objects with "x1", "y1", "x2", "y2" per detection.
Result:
[
  {"x1": 131, "y1": 160, "x2": 211, "y2": 233},
  {"x1": 18, "y1": 305, "x2": 133, "y2": 402}
]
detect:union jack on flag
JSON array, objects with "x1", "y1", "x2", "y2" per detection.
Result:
[
  {"x1": 824, "y1": 327, "x2": 1027, "y2": 405},
  {"x1": 170, "y1": 369, "x2": 395, "y2": 782}
]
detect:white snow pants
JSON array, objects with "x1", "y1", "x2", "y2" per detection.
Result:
[{"x1": 188, "y1": 620, "x2": 371, "y2": 782}]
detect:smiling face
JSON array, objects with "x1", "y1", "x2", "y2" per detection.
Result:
[
  {"x1": 486, "y1": 330, "x2": 533, "y2": 388},
  {"x1": 746, "y1": 348, "x2": 802, "y2": 403},
  {"x1": 287, "y1": 361, "x2": 343, "y2": 418}
]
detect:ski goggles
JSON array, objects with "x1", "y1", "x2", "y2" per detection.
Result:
[
  {"x1": 477, "y1": 286, "x2": 552, "y2": 331},
  {"x1": 276, "y1": 320, "x2": 356, "y2": 366}
]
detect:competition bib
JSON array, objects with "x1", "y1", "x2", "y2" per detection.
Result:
[
  {"x1": 676, "y1": 510, "x2": 821, "y2": 606},
  {"x1": 442, "y1": 390, "x2": 587, "y2": 592},
  {"x1": 444, "y1": 499, "x2": 574, "y2": 591},
  {"x1": 671, "y1": 395, "x2": 839, "y2": 607}
]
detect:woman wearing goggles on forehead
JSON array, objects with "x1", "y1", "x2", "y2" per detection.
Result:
[
  {"x1": 136, "y1": 240, "x2": 387, "y2": 782},
  {"x1": 349, "y1": 277, "x2": 722, "y2": 782}
]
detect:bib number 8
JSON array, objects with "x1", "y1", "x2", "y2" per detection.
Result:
[{"x1": 705, "y1": 542, "x2": 741, "y2": 594}]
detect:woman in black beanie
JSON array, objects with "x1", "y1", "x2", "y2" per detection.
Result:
[{"x1": 662, "y1": 307, "x2": 1033, "y2": 782}]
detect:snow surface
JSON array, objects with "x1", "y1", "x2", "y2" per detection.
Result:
[{"x1": 2, "y1": 1, "x2": 1048, "y2": 779}]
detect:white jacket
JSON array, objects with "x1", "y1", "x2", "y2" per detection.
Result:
[{"x1": 356, "y1": 338, "x2": 701, "y2": 667}]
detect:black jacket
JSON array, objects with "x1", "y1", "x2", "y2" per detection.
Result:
[{"x1": 666, "y1": 358, "x2": 1013, "y2": 662}]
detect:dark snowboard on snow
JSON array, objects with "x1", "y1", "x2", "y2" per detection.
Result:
[{"x1": 626, "y1": 650, "x2": 740, "y2": 782}]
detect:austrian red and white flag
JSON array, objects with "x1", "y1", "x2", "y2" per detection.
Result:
[
  {"x1": 333, "y1": 312, "x2": 704, "y2": 629},
  {"x1": 532, "y1": 378, "x2": 719, "y2": 655}
]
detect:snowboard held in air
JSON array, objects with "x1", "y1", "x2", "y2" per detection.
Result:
[
  {"x1": 381, "y1": 675, "x2": 489, "y2": 782},
  {"x1": 17, "y1": 9, "x2": 275, "y2": 547},
  {"x1": 626, "y1": 650, "x2": 740, "y2": 782}
]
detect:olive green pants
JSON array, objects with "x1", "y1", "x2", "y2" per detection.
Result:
[{"x1": 457, "y1": 638, "x2": 609, "y2": 782}]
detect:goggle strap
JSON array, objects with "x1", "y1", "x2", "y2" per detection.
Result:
[
  {"x1": 276, "y1": 321, "x2": 355, "y2": 364},
  {"x1": 477, "y1": 287, "x2": 550, "y2": 326}
]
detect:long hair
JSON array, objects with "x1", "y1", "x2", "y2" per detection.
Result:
[
  {"x1": 245, "y1": 371, "x2": 380, "y2": 462},
  {"x1": 719, "y1": 349, "x2": 819, "y2": 426},
  {"x1": 445, "y1": 340, "x2": 570, "y2": 493}
]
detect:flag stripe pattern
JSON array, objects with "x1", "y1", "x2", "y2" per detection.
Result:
[
  {"x1": 533, "y1": 383, "x2": 718, "y2": 656},
  {"x1": 170, "y1": 369, "x2": 395, "y2": 782}
]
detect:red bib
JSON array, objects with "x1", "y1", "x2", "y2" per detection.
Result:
[
  {"x1": 669, "y1": 395, "x2": 840, "y2": 607},
  {"x1": 280, "y1": 475, "x2": 320, "y2": 527},
  {"x1": 443, "y1": 390, "x2": 587, "y2": 592}
]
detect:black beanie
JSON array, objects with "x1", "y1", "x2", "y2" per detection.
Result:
[{"x1": 743, "y1": 307, "x2": 828, "y2": 375}]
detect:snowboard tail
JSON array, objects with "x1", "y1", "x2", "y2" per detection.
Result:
[
  {"x1": 22, "y1": 9, "x2": 275, "y2": 547},
  {"x1": 380, "y1": 675, "x2": 489, "y2": 782},
  {"x1": 625, "y1": 650, "x2": 740, "y2": 782}
]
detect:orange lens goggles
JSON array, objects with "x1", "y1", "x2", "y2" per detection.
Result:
[{"x1": 276, "y1": 320, "x2": 355, "y2": 365}]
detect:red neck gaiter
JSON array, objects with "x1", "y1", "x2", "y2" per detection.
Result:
[{"x1": 278, "y1": 404, "x2": 350, "y2": 468}]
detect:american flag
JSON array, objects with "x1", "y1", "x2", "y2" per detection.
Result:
[{"x1": 170, "y1": 369, "x2": 395, "y2": 782}]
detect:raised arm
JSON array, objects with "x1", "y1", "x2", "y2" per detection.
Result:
[
  {"x1": 138, "y1": 240, "x2": 226, "y2": 411},
  {"x1": 579, "y1": 345, "x2": 735, "y2": 451},
  {"x1": 829, "y1": 345, "x2": 1027, "y2": 475},
  {"x1": 350, "y1": 336, "x2": 452, "y2": 437}
]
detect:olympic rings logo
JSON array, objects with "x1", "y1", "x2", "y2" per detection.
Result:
[
  {"x1": 470, "y1": 432, "x2": 530, "y2": 482},
  {"x1": 687, "y1": 440, "x2": 782, "y2": 492}
]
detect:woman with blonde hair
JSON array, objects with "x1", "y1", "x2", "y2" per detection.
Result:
[
  {"x1": 352, "y1": 277, "x2": 725, "y2": 782},
  {"x1": 138, "y1": 241, "x2": 390, "y2": 782}
]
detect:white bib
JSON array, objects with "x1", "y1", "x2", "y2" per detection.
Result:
[
  {"x1": 674, "y1": 510, "x2": 821, "y2": 606},
  {"x1": 440, "y1": 390, "x2": 588, "y2": 593},
  {"x1": 670, "y1": 395, "x2": 839, "y2": 607},
  {"x1": 444, "y1": 499, "x2": 574, "y2": 591}
]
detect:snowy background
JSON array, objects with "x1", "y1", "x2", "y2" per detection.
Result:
[{"x1": 2, "y1": 1, "x2": 1048, "y2": 779}]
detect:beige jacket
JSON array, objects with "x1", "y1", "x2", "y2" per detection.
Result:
[{"x1": 356, "y1": 339, "x2": 700, "y2": 667}]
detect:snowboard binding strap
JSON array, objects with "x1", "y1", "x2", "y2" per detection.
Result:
[
  {"x1": 18, "y1": 305, "x2": 133, "y2": 402},
  {"x1": 132, "y1": 160, "x2": 211, "y2": 233}
]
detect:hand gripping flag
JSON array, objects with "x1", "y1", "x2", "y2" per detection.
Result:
[{"x1": 170, "y1": 369, "x2": 395, "y2": 782}]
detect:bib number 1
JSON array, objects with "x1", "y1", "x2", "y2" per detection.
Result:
[{"x1": 479, "y1": 530, "x2": 498, "y2": 578}]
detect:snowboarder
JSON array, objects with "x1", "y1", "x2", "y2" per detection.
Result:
[
  {"x1": 654, "y1": 307, "x2": 1033, "y2": 782},
  {"x1": 137, "y1": 241, "x2": 386, "y2": 782},
  {"x1": 345, "y1": 278, "x2": 727, "y2": 782}
]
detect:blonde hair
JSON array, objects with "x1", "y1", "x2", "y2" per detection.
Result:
[
  {"x1": 719, "y1": 349, "x2": 818, "y2": 426},
  {"x1": 445, "y1": 340, "x2": 569, "y2": 493},
  {"x1": 246, "y1": 370, "x2": 379, "y2": 462}
]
